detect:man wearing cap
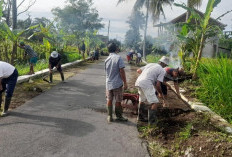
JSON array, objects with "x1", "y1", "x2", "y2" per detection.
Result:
[
  {"x1": 18, "y1": 42, "x2": 38, "y2": 75},
  {"x1": 48, "y1": 49, "x2": 64, "y2": 83},
  {"x1": 135, "y1": 56, "x2": 169, "y2": 125},
  {"x1": 0, "y1": 61, "x2": 18, "y2": 116}
]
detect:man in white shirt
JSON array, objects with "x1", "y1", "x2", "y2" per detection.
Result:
[
  {"x1": 0, "y1": 61, "x2": 18, "y2": 116},
  {"x1": 135, "y1": 56, "x2": 169, "y2": 125}
]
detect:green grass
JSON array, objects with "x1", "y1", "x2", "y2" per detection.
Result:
[
  {"x1": 16, "y1": 59, "x2": 49, "y2": 76},
  {"x1": 196, "y1": 57, "x2": 232, "y2": 123},
  {"x1": 178, "y1": 123, "x2": 192, "y2": 140}
]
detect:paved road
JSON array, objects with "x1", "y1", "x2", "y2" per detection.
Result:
[{"x1": 0, "y1": 57, "x2": 149, "y2": 157}]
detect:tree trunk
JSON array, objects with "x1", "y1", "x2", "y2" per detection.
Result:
[
  {"x1": 11, "y1": 0, "x2": 17, "y2": 64},
  {"x1": 4, "y1": 45, "x2": 9, "y2": 62},
  {"x1": 186, "y1": 0, "x2": 190, "y2": 22},
  {"x1": 6, "y1": 0, "x2": 12, "y2": 26},
  {"x1": 12, "y1": 0, "x2": 17, "y2": 29},
  {"x1": 143, "y1": 0, "x2": 149, "y2": 61},
  {"x1": 11, "y1": 42, "x2": 17, "y2": 65}
]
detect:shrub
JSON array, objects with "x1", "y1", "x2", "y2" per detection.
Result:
[{"x1": 146, "y1": 54, "x2": 161, "y2": 63}]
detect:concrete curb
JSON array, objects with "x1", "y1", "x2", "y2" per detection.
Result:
[
  {"x1": 142, "y1": 60, "x2": 232, "y2": 134},
  {"x1": 17, "y1": 59, "x2": 85, "y2": 84}
]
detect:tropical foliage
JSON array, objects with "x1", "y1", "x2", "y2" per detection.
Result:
[
  {"x1": 174, "y1": 0, "x2": 222, "y2": 77},
  {"x1": 0, "y1": 0, "x2": 106, "y2": 67}
]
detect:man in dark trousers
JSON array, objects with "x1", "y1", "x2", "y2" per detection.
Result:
[
  {"x1": 48, "y1": 49, "x2": 64, "y2": 83},
  {"x1": 0, "y1": 61, "x2": 18, "y2": 116},
  {"x1": 105, "y1": 43, "x2": 128, "y2": 123},
  {"x1": 18, "y1": 42, "x2": 38, "y2": 75},
  {"x1": 81, "y1": 41, "x2": 86, "y2": 60}
]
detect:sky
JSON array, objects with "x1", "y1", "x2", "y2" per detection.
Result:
[{"x1": 18, "y1": 0, "x2": 232, "y2": 41}]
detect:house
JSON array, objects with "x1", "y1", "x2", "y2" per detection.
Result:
[{"x1": 154, "y1": 10, "x2": 227, "y2": 58}]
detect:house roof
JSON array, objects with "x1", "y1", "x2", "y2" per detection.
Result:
[{"x1": 154, "y1": 10, "x2": 227, "y2": 29}]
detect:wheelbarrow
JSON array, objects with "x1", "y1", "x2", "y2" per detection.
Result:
[{"x1": 122, "y1": 93, "x2": 139, "y2": 114}]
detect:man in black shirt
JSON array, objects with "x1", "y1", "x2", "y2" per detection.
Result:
[
  {"x1": 81, "y1": 41, "x2": 86, "y2": 60},
  {"x1": 48, "y1": 50, "x2": 64, "y2": 83}
]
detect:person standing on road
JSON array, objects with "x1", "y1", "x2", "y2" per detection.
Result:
[
  {"x1": 135, "y1": 56, "x2": 169, "y2": 125},
  {"x1": 18, "y1": 42, "x2": 38, "y2": 75},
  {"x1": 94, "y1": 48, "x2": 100, "y2": 60},
  {"x1": 136, "y1": 52, "x2": 142, "y2": 65},
  {"x1": 81, "y1": 41, "x2": 86, "y2": 60},
  {"x1": 0, "y1": 61, "x2": 18, "y2": 116},
  {"x1": 48, "y1": 49, "x2": 64, "y2": 83},
  {"x1": 105, "y1": 43, "x2": 128, "y2": 123}
]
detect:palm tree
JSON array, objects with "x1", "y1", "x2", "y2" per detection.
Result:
[
  {"x1": 186, "y1": 0, "x2": 203, "y2": 20},
  {"x1": 187, "y1": 0, "x2": 203, "y2": 8},
  {"x1": 118, "y1": 0, "x2": 173, "y2": 60}
]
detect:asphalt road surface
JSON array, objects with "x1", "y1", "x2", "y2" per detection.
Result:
[{"x1": 0, "y1": 56, "x2": 149, "y2": 157}]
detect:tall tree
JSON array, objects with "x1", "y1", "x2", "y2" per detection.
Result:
[
  {"x1": 52, "y1": 0, "x2": 104, "y2": 41},
  {"x1": 118, "y1": 0, "x2": 173, "y2": 60},
  {"x1": 12, "y1": 0, "x2": 16, "y2": 29},
  {"x1": 125, "y1": 10, "x2": 145, "y2": 50},
  {"x1": 186, "y1": 0, "x2": 203, "y2": 21},
  {"x1": 187, "y1": 0, "x2": 203, "y2": 8},
  {"x1": 2, "y1": 0, "x2": 36, "y2": 27}
]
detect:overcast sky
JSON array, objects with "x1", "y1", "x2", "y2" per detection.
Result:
[{"x1": 18, "y1": 0, "x2": 232, "y2": 41}]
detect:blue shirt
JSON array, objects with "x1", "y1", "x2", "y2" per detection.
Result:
[{"x1": 105, "y1": 53, "x2": 125, "y2": 90}]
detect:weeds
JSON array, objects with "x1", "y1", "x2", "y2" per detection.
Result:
[
  {"x1": 138, "y1": 125, "x2": 157, "y2": 138},
  {"x1": 149, "y1": 141, "x2": 173, "y2": 157},
  {"x1": 178, "y1": 123, "x2": 193, "y2": 140}
]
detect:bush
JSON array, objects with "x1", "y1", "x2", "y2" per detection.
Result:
[
  {"x1": 60, "y1": 51, "x2": 81, "y2": 63},
  {"x1": 146, "y1": 54, "x2": 161, "y2": 63},
  {"x1": 100, "y1": 48, "x2": 109, "y2": 56}
]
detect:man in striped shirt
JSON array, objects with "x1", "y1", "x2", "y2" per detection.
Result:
[{"x1": 19, "y1": 42, "x2": 38, "y2": 75}]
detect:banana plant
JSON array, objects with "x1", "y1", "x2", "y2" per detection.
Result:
[
  {"x1": 175, "y1": 0, "x2": 222, "y2": 78},
  {"x1": 28, "y1": 22, "x2": 55, "y2": 43},
  {"x1": 193, "y1": 0, "x2": 221, "y2": 78},
  {"x1": 0, "y1": 22, "x2": 39, "y2": 64},
  {"x1": 43, "y1": 38, "x2": 51, "y2": 59}
]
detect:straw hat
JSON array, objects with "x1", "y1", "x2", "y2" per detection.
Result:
[
  {"x1": 159, "y1": 56, "x2": 169, "y2": 65},
  {"x1": 51, "y1": 51, "x2": 58, "y2": 58}
]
